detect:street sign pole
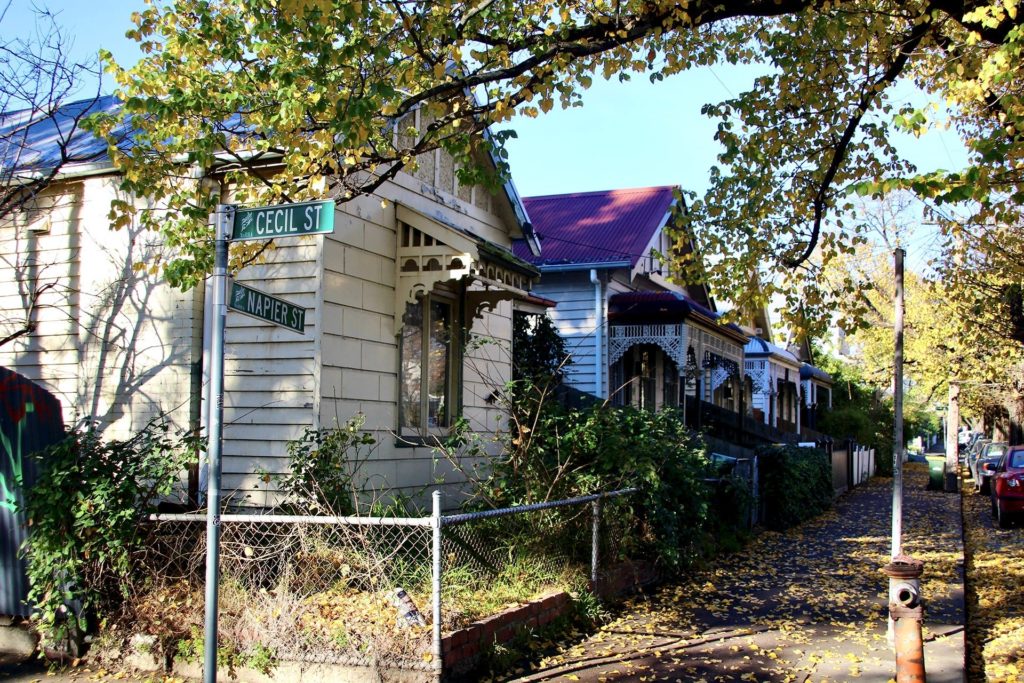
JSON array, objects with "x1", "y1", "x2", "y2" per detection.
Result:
[{"x1": 204, "y1": 204, "x2": 234, "y2": 683}]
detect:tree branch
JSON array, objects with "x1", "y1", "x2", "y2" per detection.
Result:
[{"x1": 784, "y1": 18, "x2": 932, "y2": 268}]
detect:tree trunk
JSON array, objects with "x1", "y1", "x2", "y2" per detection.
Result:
[{"x1": 1007, "y1": 392, "x2": 1024, "y2": 445}]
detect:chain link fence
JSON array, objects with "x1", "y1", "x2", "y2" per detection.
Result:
[{"x1": 142, "y1": 488, "x2": 635, "y2": 675}]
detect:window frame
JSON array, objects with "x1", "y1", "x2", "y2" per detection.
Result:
[{"x1": 398, "y1": 287, "x2": 463, "y2": 441}]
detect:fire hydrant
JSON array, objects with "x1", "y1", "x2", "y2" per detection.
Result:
[{"x1": 883, "y1": 554, "x2": 926, "y2": 683}]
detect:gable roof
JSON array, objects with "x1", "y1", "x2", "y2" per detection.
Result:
[{"x1": 512, "y1": 185, "x2": 677, "y2": 269}]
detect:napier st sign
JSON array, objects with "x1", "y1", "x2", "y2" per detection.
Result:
[
  {"x1": 231, "y1": 199, "x2": 335, "y2": 240},
  {"x1": 229, "y1": 281, "x2": 306, "y2": 334}
]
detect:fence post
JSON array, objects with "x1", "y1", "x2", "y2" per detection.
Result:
[
  {"x1": 591, "y1": 497, "x2": 601, "y2": 589},
  {"x1": 750, "y1": 455, "x2": 760, "y2": 528},
  {"x1": 847, "y1": 438, "x2": 855, "y2": 490},
  {"x1": 431, "y1": 490, "x2": 443, "y2": 679}
]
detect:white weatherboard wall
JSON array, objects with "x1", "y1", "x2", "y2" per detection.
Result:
[
  {"x1": 530, "y1": 272, "x2": 603, "y2": 397},
  {"x1": 1, "y1": 145, "x2": 521, "y2": 506},
  {"x1": 0, "y1": 175, "x2": 199, "y2": 438},
  {"x1": 219, "y1": 237, "x2": 320, "y2": 503},
  {"x1": 219, "y1": 162, "x2": 521, "y2": 504},
  {"x1": 532, "y1": 268, "x2": 691, "y2": 400}
]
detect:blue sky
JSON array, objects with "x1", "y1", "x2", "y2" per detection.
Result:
[{"x1": 3, "y1": 0, "x2": 969, "y2": 201}]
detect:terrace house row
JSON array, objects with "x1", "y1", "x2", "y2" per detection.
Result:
[
  {"x1": 1, "y1": 99, "x2": 835, "y2": 508},
  {"x1": 512, "y1": 186, "x2": 834, "y2": 444}
]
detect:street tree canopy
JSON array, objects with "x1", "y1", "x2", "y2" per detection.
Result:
[{"x1": 95, "y1": 0, "x2": 1024, "y2": 333}]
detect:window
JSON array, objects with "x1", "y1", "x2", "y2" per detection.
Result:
[
  {"x1": 400, "y1": 292, "x2": 460, "y2": 434},
  {"x1": 610, "y1": 345, "x2": 668, "y2": 410}
]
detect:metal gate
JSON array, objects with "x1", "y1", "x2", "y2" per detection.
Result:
[{"x1": 1, "y1": 367, "x2": 65, "y2": 617}]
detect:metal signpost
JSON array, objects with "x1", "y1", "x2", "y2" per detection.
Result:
[
  {"x1": 204, "y1": 200, "x2": 334, "y2": 683},
  {"x1": 203, "y1": 205, "x2": 232, "y2": 683}
]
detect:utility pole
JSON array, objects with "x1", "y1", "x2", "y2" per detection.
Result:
[
  {"x1": 945, "y1": 381, "x2": 960, "y2": 492},
  {"x1": 887, "y1": 247, "x2": 926, "y2": 681},
  {"x1": 892, "y1": 246, "x2": 905, "y2": 559}
]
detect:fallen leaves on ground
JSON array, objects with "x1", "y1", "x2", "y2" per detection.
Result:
[
  {"x1": 962, "y1": 476, "x2": 1024, "y2": 683},
  {"x1": 494, "y1": 463, "x2": 963, "y2": 682}
]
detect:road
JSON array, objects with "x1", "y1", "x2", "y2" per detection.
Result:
[{"x1": 962, "y1": 472, "x2": 1024, "y2": 682}]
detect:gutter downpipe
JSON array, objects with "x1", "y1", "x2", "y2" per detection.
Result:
[{"x1": 590, "y1": 269, "x2": 604, "y2": 399}]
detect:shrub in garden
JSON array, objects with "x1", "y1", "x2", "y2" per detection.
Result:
[
  {"x1": 21, "y1": 419, "x2": 194, "y2": 642},
  {"x1": 443, "y1": 397, "x2": 713, "y2": 573},
  {"x1": 756, "y1": 444, "x2": 833, "y2": 530},
  {"x1": 271, "y1": 415, "x2": 376, "y2": 515}
]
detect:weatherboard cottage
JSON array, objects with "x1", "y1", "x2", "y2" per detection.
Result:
[{"x1": 0, "y1": 96, "x2": 542, "y2": 504}]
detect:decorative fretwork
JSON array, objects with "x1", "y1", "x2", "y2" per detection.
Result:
[
  {"x1": 394, "y1": 205, "x2": 537, "y2": 333},
  {"x1": 608, "y1": 323, "x2": 687, "y2": 368},
  {"x1": 704, "y1": 351, "x2": 739, "y2": 391},
  {"x1": 744, "y1": 359, "x2": 772, "y2": 394},
  {"x1": 395, "y1": 219, "x2": 476, "y2": 324},
  {"x1": 692, "y1": 328, "x2": 743, "y2": 366}
]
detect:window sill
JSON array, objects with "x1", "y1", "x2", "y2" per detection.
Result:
[{"x1": 394, "y1": 433, "x2": 448, "y2": 449}]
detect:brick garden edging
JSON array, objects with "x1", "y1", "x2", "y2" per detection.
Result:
[
  {"x1": 101, "y1": 563, "x2": 658, "y2": 681},
  {"x1": 442, "y1": 591, "x2": 571, "y2": 675},
  {"x1": 441, "y1": 560, "x2": 660, "y2": 676}
]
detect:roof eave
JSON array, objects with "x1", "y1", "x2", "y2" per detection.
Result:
[
  {"x1": 537, "y1": 260, "x2": 632, "y2": 273},
  {"x1": 481, "y1": 127, "x2": 540, "y2": 257}
]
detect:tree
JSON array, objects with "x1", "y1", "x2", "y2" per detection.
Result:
[
  {"x1": 95, "y1": 0, "x2": 1024, "y2": 314},
  {"x1": 0, "y1": 3, "x2": 111, "y2": 347},
  {"x1": 818, "y1": 193, "x2": 1024, "y2": 441}
]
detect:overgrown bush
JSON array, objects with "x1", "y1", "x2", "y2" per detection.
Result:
[
  {"x1": 757, "y1": 444, "x2": 833, "y2": 531},
  {"x1": 21, "y1": 419, "x2": 194, "y2": 640},
  {"x1": 444, "y1": 399, "x2": 712, "y2": 572},
  {"x1": 271, "y1": 415, "x2": 376, "y2": 515}
]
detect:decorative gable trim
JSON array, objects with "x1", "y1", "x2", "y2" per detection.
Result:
[{"x1": 394, "y1": 205, "x2": 539, "y2": 334}]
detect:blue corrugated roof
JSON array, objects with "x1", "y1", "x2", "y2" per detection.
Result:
[
  {"x1": 745, "y1": 336, "x2": 801, "y2": 365},
  {"x1": 0, "y1": 95, "x2": 127, "y2": 173},
  {"x1": 800, "y1": 363, "x2": 833, "y2": 384}
]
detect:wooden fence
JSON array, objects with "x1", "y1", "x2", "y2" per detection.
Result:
[{"x1": 830, "y1": 443, "x2": 877, "y2": 496}]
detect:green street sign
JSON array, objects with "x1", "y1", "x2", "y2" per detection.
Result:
[
  {"x1": 229, "y1": 282, "x2": 306, "y2": 334},
  {"x1": 232, "y1": 200, "x2": 335, "y2": 241}
]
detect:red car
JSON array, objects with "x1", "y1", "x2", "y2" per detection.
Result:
[{"x1": 990, "y1": 445, "x2": 1024, "y2": 528}]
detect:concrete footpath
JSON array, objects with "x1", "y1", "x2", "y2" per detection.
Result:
[{"x1": 504, "y1": 462, "x2": 966, "y2": 682}]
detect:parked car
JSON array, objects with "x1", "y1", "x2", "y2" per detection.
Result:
[
  {"x1": 974, "y1": 442, "x2": 1008, "y2": 494},
  {"x1": 960, "y1": 432, "x2": 983, "y2": 464},
  {"x1": 990, "y1": 445, "x2": 1024, "y2": 528},
  {"x1": 967, "y1": 438, "x2": 993, "y2": 481}
]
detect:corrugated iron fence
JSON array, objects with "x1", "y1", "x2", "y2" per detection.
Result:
[{"x1": 1, "y1": 367, "x2": 65, "y2": 618}]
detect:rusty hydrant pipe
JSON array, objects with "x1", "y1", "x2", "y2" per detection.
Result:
[
  {"x1": 883, "y1": 554, "x2": 926, "y2": 683},
  {"x1": 893, "y1": 606, "x2": 926, "y2": 683}
]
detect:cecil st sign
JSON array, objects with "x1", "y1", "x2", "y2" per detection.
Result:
[{"x1": 232, "y1": 199, "x2": 335, "y2": 240}]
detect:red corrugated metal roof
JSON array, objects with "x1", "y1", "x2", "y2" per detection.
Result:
[{"x1": 512, "y1": 186, "x2": 677, "y2": 267}]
